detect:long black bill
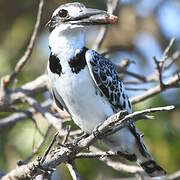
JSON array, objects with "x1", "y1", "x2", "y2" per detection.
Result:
[
  {"x1": 68, "y1": 8, "x2": 118, "y2": 25},
  {"x1": 46, "y1": 8, "x2": 118, "y2": 32}
]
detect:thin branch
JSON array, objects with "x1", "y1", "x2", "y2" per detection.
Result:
[
  {"x1": 153, "y1": 56, "x2": 164, "y2": 88},
  {"x1": 66, "y1": 161, "x2": 81, "y2": 180},
  {"x1": 162, "y1": 38, "x2": 175, "y2": 63},
  {"x1": 62, "y1": 125, "x2": 71, "y2": 144},
  {"x1": 93, "y1": 26, "x2": 108, "y2": 51},
  {"x1": 163, "y1": 51, "x2": 180, "y2": 71},
  {"x1": 76, "y1": 151, "x2": 117, "y2": 159},
  {"x1": 92, "y1": 0, "x2": 120, "y2": 51},
  {"x1": 125, "y1": 87, "x2": 148, "y2": 91},
  {"x1": 166, "y1": 170, "x2": 180, "y2": 180},
  {"x1": 40, "y1": 132, "x2": 59, "y2": 164},
  {"x1": 100, "y1": 155, "x2": 142, "y2": 173},
  {"x1": 130, "y1": 38, "x2": 179, "y2": 104},
  {"x1": 76, "y1": 147, "x2": 143, "y2": 173},
  {"x1": 1, "y1": 158, "x2": 42, "y2": 180},
  {"x1": 115, "y1": 64, "x2": 148, "y2": 82},
  {"x1": 107, "y1": 0, "x2": 121, "y2": 15},
  {"x1": 0, "y1": 74, "x2": 48, "y2": 112},
  {"x1": 2, "y1": 0, "x2": 44, "y2": 88},
  {"x1": 23, "y1": 125, "x2": 52, "y2": 164},
  {"x1": 0, "y1": 99, "x2": 50, "y2": 129},
  {"x1": 130, "y1": 73, "x2": 180, "y2": 104},
  {"x1": 95, "y1": 105, "x2": 175, "y2": 137},
  {"x1": 31, "y1": 116, "x2": 45, "y2": 137},
  {"x1": 24, "y1": 96, "x2": 63, "y2": 131}
]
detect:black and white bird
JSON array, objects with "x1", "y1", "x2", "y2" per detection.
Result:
[{"x1": 47, "y1": 2, "x2": 166, "y2": 177}]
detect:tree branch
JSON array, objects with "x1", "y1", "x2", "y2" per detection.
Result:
[
  {"x1": 2, "y1": 0, "x2": 45, "y2": 88},
  {"x1": 1, "y1": 105, "x2": 174, "y2": 179},
  {"x1": 92, "y1": 0, "x2": 120, "y2": 51},
  {"x1": 77, "y1": 146, "x2": 143, "y2": 174},
  {"x1": 130, "y1": 73, "x2": 180, "y2": 104},
  {"x1": 66, "y1": 161, "x2": 81, "y2": 180}
]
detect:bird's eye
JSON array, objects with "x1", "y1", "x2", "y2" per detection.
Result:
[{"x1": 58, "y1": 9, "x2": 68, "y2": 18}]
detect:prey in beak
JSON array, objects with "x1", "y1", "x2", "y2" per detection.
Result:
[{"x1": 47, "y1": 2, "x2": 118, "y2": 32}]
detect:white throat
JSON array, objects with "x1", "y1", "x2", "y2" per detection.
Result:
[{"x1": 49, "y1": 25, "x2": 85, "y2": 61}]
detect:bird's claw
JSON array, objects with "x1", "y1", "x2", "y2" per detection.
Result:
[
  {"x1": 61, "y1": 142, "x2": 75, "y2": 150},
  {"x1": 72, "y1": 132, "x2": 89, "y2": 146},
  {"x1": 93, "y1": 122, "x2": 104, "y2": 139}
]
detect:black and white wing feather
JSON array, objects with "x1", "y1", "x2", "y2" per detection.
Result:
[
  {"x1": 86, "y1": 50, "x2": 147, "y2": 156},
  {"x1": 86, "y1": 50, "x2": 132, "y2": 114}
]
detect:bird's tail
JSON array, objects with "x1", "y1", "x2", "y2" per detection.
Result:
[
  {"x1": 104, "y1": 126, "x2": 166, "y2": 177},
  {"x1": 129, "y1": 124, "x2": 167, "y2": 177},
  {"x1": 135, "y1": 145, "x2": 167, "y2": 177},
  {"x1": 118, "y1": 147, "x2": 167, "y2": 177},
  {"x1": 139, "y1": 159, "x2": 166, "y2": 177}
]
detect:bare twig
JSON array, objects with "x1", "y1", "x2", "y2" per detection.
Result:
[
  {"x1": 93, "y1": 26, "x2": 108, "y2": 51},
  {"x1": 162, "y1": 38, "x2": 175, "y2": 63},
  {"x1": 23, "y1": 125, "x2": 52, "y2": 164},
  {"x1": 125, "y1": 87, "x2": 148, "y2": 91},
  {"x1": 163, "y1": 51, "x2": 180, "y2": 71},
  {"x1": 153, "y1": 56, "x2": 164, "y2": 88},
  {"x1": 0, "y1": 99, "x2": 50, "y2": 129},
  {"x1": 31, "y1": 116, "x2": 45, "y2": 137},
  {"x1": 40, "y1": 132, "x2": 59, "y2": 164},
  {"x1": 166, "y1": 170, "x2": 180, "y2": 180},
  {"x1": 107, "y1": 0, "x2": 121, "y2": 15},
  {"x1": 115, "y1": 64, "x2": 147, "y2": 82},
  {"x1": 119, "y1": 38, "x2": 179, "y2": 90},
  {"x1": 66, "y1": 161, "x2": 81, "y2": 180},
  {"x1": 130, "y1": 38, "x2": 180, "y2": 104},
  {"x1": 76, "y1": 150, "x2": 117, "y2": 159},
  {"x1": 96, "y1": 105, "x2": 175, "y2": 136},
  {"x1": 0, "y1": 74, "x2": 48, "y2": 111},
  {"x1": 24, "y1": 96, "x2": 63, "y2": 131},
  {"x1": 62, "y1": 125, "x2": 71, "y2": 144},
  {"x1": 77, "y1": 146, "x2": 143, "y2": 173},
  {"x1": 100, "y1": 155, "x2": 142, "y2": 173},
  {"x1": 92, "y1": 0, "x2": 120, "y2": 51},
  {"x1": 1, "y1": 158, "x2": 42, "y2": 180},
  {"x1": 2, "y1": 0, "x2": 44, "y2": 88},
  {"x1": 131, "y1": 73, "x2": 180, "y2": 104}
]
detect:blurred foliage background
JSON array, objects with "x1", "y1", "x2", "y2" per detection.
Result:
[{"x1": 0, "y1": 0, "x2": 180, "y2": 179}]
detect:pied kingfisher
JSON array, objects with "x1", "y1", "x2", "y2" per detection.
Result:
[{"x1": 47, "y1": 2, "x2": 166, "y2": 177}]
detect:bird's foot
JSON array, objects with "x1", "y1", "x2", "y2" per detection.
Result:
[
  {"x1": 72, "y1": 132, "x2": 89, "y2": 146},
  {"x1": 64, "y1": 142, "x2": 75, "y2": 150},
  {"x1": 118, "y1": 110, "x2": 128, "y2": 119},
  {"x1": 93, "y1": 122, "x2": 104, "y2": 139}
]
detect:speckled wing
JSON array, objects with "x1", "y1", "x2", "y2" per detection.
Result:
[
  {"x1": 85, "y1": 49, "x2": 132, "y2": 114},
  {"x1": 86, "y1": 50, "x2": 147, "y2": 156}
]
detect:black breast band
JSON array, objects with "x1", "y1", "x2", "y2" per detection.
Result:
[
  {"x1": 68, "y1": 47, "x2": 89, "y2": 74},
  {"x1": 49, "y1": 53, "x2": 62, "y2": 76}
]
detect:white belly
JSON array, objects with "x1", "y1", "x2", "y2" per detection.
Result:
[
  {"x1": 48, "y1": 65, "x2": 136, "y2": 154},
  {"x1": 48, "y1": 65, "x2": 114, "y2": 133}
]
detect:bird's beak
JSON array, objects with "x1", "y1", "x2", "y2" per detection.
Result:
[
  {"x1": 68, "y1": 8, "x2": 118, "y2": 25},
  {"x1": 46, "y1": 8, "x2": 118, "y2": 32}
]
